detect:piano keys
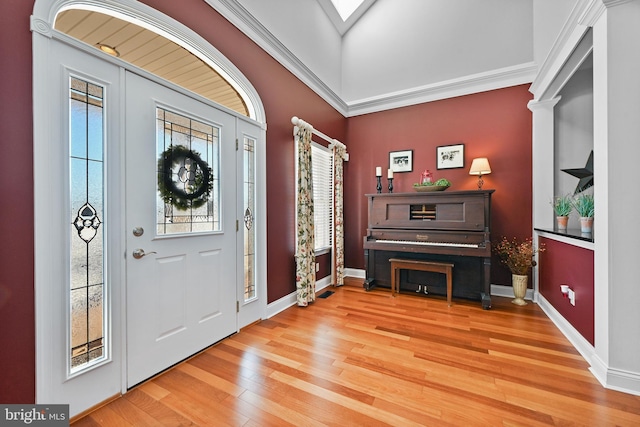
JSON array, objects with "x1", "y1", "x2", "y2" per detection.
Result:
[{"x1": 363, "y1": 190, "x2": 494, "y2": 309}]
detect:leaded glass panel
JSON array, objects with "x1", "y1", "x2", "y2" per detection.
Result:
[
  {"x1": 244, "y1": 137, "x2": 256, "y2": 301},
  {"x1": 69, "y1": 77, "x2": 105, "y2": 371},
  {"x1": 156, "y1": 108, "x2": 220, "y2": 234}
]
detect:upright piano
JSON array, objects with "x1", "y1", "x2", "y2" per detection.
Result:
[{"x1": 363, "y1": 190, "x2": 494, "y2": 309}]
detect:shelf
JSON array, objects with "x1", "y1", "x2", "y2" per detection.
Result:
[
  {"x1": 535, "y1": 227, "x2": 594, "y2": 251},
  {"x1": 534, "y1": 227, "x2": 593, "y2": 242}
]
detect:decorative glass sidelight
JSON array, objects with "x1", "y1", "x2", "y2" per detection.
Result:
[
  {"x1": 156, "y1": 108, "x2": 220, "y2": 234},
  {"x1": 69, "y1": 77, "x2": 106, "y2": 371},
  {"x1": 243, "y1": 137, "x2": 256, "y2": 301}
]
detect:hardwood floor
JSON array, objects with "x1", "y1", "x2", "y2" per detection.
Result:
[{"x1": 73, "y1": 280, "x2": 640, "y2": 426}]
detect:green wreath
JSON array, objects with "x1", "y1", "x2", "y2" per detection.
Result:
[{"x1": 158, "y1": 145, "x2": 213, "y2": 211}]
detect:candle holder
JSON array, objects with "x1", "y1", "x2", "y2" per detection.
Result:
[
  {"x1": 388, "y1": 177, "x2": 394, "y2": 193},
  {"x1": 376, "y1": 176, "x2": 382, "y2": 193}
]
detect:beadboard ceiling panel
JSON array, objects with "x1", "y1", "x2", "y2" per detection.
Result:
[{"x1": 55, "y1": 9, "x2": 249, "y2": 116}]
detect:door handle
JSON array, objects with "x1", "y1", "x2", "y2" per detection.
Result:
[{"x1": 132, "y1": 248, "x2": 157, "y2": 259}]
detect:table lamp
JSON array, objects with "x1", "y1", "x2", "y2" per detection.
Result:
[{"x1": 469, "y1": 157, "x2": 491, "y2": 189}]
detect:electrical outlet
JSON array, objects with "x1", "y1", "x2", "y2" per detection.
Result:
[
  {"x1": 315, "y1": 262, "x2": 319, "y2": 272},
  {"x1": 568, "y1": 289, "x2": 576, "y2": 306}
]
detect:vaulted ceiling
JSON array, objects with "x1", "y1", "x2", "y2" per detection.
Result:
[
  {"x1": 228, "y1": 0, "x2": 537, "y2": 115},
  {"x1": 54, "y1": 1, "x2": 556, "y2": 117}
]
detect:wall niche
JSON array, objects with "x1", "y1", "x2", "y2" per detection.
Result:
[{"x1": 554, "y1": 52, "x2": 594, "y2": 230}]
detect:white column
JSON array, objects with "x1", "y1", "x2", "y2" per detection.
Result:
[
  {"x1": 528, "y1": 97, "x2": 561, "y2": 231},
  {"x1": 591, "y1": 0, "x2": 640, "y2": 394}
]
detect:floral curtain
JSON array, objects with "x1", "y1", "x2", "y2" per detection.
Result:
[
  {"x1": 332, "y1": 144, "x2": 346, "y2": 286},
  {"x1": 295, "y1": 124, "x2": 316, "y2": 306}
]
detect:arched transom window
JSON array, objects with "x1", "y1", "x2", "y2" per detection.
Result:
[{"x1": 55, "y1": 8, "x2": 250, "y2": 116}]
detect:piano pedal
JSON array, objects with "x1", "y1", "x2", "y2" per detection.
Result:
[
  {"x1": 416, "y1": 285, "x2": 422, "y2": 293},
  {"x1": 424, "y1": 285, "x2": 428, "y2": 295}
]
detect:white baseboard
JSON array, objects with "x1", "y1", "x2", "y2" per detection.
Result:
[
  {"x1": 537, "y1": 293, "x2": 640, "y2": 396},
  {"x1": 595, "y1": 365, "x2": 640, "y2": 397},
  {"x1": 536, "y1": 293, "x2": 596, "y2": 363},
  {"x1": 490, "y1": 283, "x2": 534, "y2": 301},
  {"x1": 265, "y1": 275, "x2": 332, "y2": 319},
  {"x1": 344, "y1": 267, "x2": 365, "y2": 279}
]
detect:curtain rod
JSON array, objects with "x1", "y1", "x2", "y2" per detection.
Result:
[{"x1": 291, "y1": 116, "x2": 347, "y2": 151}]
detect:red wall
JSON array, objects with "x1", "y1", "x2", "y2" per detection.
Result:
[
  {"x1": 538, "y1": 237, "x2": 594, "y2": 344},
  {"x1": 344, "y1": 85, "x2": 533, "y2": 287},
  {"x1": 0, "y1": 0, "x2": 534, "y2": 404},
  {"x1": 0, "y1": 0, "x2": 36, "y2": 404}
]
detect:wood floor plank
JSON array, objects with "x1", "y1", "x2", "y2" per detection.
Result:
[
  {"x1": 176, "y1": 362, "x2": 244, "y2": 397},
  {"x1": 159, "y1": 392, "x2": 244, "y2": 427},
  {"x1": 81, "y1": 406, "x2": 134, "y2": 426},
  {"x1": 219, "y1": 394, "x2": 297, "y2": 427},
  {"x1": 72, "y1": 283, "x2": 640, "y2": 426},
  {"x1": 123, "y1": 388, "x2": 195, "y2": 426},
  {"x1": 238, "y1": 389, "x2": 328, "y2": 427},
  {"x1": 103, "y1": 395, "x2": 162, "y2": 427}
]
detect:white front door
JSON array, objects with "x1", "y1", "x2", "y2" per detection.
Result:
[{"x1": 125, "y1": 71, "x2": 237, "y2": 387}]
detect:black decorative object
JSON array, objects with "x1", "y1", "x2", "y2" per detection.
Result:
[
  {"x1": 376, "y1": 176, "x2": 382, "y2": 193},
  {"x1": 158, "y1": 145, "x2": 213, "y2": 210},
  {"x1": 562, "y1": 150, "x2": 593, "y2": 194},
  {"x1": 388, "y1": 177, "x2": 394, "y2": 193}
]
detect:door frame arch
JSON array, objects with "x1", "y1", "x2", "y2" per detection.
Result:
[{"x1": 32, "y1": 0, "x2": 267, "y2": 414}]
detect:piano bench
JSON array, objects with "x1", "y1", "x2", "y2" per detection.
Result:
[{"x1": 389, "y1": 258, "x2": 455, "y2": 306}]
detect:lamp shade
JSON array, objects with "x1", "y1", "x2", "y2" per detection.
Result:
[{"x1": 469, "y1": 157, "x2": 491, "y2": 176}]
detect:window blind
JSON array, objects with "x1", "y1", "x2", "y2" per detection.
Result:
[{"x1": 311, "y1": 142, "x2": 333, "y2": 251}]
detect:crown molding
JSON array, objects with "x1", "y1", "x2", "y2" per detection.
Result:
[
  {"x1": 346, "y1": 62, "x2": 537, "y2": 117},
  {"x1": 603, "y1": 0, "x2": 637, "y2": 6},
  {"x1": 206, "y1": 0, "x2": 348, "y2": 116},
  {"x1": 530, "y1": 0, "x2": 635, "y2": 101},
  {"x1": 207, "y1": 0, "x2": 537, "y2": 118},
  {"x1": 527, "y1": 0, "x2": 626, "y2": 101}
]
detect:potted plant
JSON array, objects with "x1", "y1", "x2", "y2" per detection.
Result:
[
  {"x1": 572, "y1": 193, "x2": 594, "y2": 233},
  {"x1": 494, "y1": 237, "x2": 545, "y2": 306},
  {"x1": 552, "y1": 194, "x2": 573, "y2": 230}
]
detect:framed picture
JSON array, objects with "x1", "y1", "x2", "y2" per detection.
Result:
[
  {"x1": 436, "y1": 144, "x2": 464, "y2": 169},
  {"x1": 389, "y1": 150, "x2": 413, "y2": 173}
]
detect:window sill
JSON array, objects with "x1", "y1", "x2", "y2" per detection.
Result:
[{"x1": 315, "y1": 247, "x2": 331, "y2": 256}]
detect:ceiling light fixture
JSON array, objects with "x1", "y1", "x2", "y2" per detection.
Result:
[{"x1": 97, "y1": 43, "x2": 120, "y2": 57}]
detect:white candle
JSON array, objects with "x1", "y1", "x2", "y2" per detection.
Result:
[
  {"x1": 375, "y1": 166, "x2": 382, "y2": 177},
  {"x1": 387, "y1": 169, "x2": 393, "y2": 179}
]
